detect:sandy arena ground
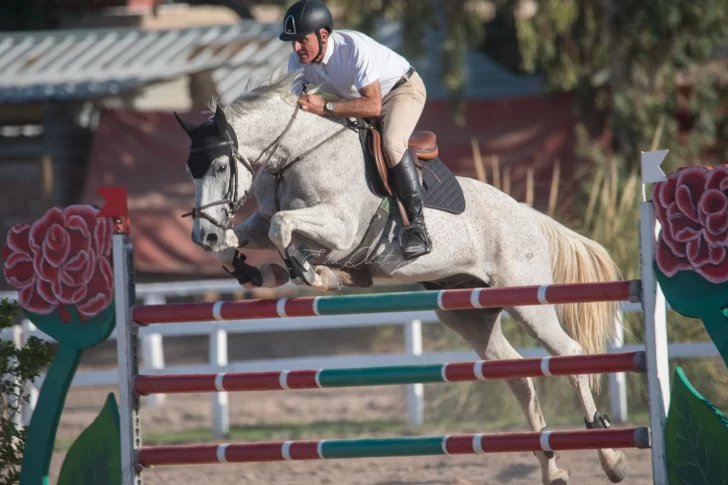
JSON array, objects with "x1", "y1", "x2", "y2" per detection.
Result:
[
  {"x1": 42, "y1": 327, "x2": 654, "y2": 484},
  {"x1": 47, "y1": 384, "x2": 654, "y2": 485}
]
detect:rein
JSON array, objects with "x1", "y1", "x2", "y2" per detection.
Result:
[{"x1": 182, "y1": 99, "x2": 357, "y2": 229}]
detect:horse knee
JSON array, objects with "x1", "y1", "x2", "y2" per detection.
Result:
[{"x1": 267, "y1": 212, "x2": 291, "y2": 248}]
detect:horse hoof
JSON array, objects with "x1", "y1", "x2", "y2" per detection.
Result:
[
  {"x1": 260, "y1": 264, "x2": 289, "y2": 288},
  {"x1": 313, "y1": 266, "x2": 342, "y2": 291},
  {"x1": 544, "y1": 468, "x2": 569, "y2": 485},
  {"x1": 601, "y1": 450, "x2": 627, "y2": 483}
]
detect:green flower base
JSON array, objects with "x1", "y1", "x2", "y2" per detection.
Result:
[
  {"x1": 654, "y1": 261, "x2": 728, "y2": 369},
  {"x1": 653, "y1": 261, "x2": 728, "y2": 484},
  {"x1": 665, "y1": 367, "x2": 728, "y2": 484},
  {"x1": 56, "y1": 393, "x2": 121, "y2": 485},
  {"x1": 19, "y1": 303, "x2": 116, "y2": 485}
]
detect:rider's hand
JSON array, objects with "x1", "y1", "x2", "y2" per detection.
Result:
[{"x1": 298, "y1": 93, "x2": 325, "y2": 115}]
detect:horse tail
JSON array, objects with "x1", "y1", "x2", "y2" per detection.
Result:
[{"x1": 523, "y1": 204, "x2": 621, "y2": 393}]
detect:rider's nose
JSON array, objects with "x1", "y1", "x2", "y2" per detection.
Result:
[{"x1": 204, "y1": 233, "x2": 218, "y2": 246}]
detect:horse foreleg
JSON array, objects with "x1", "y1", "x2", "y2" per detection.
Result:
[
  {"x1": 268, "y1": 205, "x2": 361, "y2": 290},
  {"x1": 214, "y1": 211, "x2": 288, "y2": 289},
  {"x1": 308, "y1": 265, "x2": 374, "y2": 291},
  {"x1": 233, "y1": 210, "x2": 277, "y2": 250}
]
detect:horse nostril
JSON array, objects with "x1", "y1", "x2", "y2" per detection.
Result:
[{"x1": 205, "y1": 233, "x2": 219, "y2": 246}]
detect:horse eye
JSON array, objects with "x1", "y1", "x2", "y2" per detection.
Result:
[{"x1": 217, "y1": 164, "x2": 227, "y2": 173}]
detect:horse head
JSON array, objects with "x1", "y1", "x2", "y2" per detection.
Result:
[{"x1": 175, "y1": 105, "x2": 255, "y2": 252}]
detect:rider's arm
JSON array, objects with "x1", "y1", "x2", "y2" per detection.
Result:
[
  {"x1": 324, "y1": 42, "x2": 382, "y2": 118},
  {"x1": 325, "y1": 81, "x2": 382, "y2": 118}
]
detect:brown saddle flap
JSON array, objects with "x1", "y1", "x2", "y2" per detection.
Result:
[
  {"x1": 368, "y1": 129, "x2": 393, "y2": 197},
  {"x1": 367, "y1": 129, "x2": 441, "y2": 226},
  {"x1": 367, "y1": 129, "x2": 440, "y2": 195}
]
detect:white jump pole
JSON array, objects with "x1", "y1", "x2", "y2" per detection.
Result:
[
  {"x1": 114, "y1": 234, "x2": 141, "y2": 485},
  {"x1": 639, "y1": 150, "x2": 670, "y2": 485}
]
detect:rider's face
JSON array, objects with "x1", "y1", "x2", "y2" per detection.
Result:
[{"x1": 292, "y1": 30, "x2": 326, "y2": 64}]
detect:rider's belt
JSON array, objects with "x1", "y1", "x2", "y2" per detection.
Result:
[{"x1": 391, "y1": 66, "x2": 416, "y2": 91}]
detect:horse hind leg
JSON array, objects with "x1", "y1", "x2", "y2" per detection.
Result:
[
  {"x1": 507, "y1": 204, "x2": 626, "y2": 482},
  {"x1": 506, "y1": 303, "x2": 627, "y2": 484},
  {"x1": 436, "y1": 308, "x2": 569, "y2": 485}
]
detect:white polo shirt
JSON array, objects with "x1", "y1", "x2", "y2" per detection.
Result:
[{"x1": 287, "y1": 29, "x2": 411, "y2": 99}]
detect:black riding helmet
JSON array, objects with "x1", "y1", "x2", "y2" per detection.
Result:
[
  {"x1": 279, "y1": 0, "x2": 334, "y2": 64},
  {"x1": 279, "y1": 0, "x2": 333, "y2": 41}
]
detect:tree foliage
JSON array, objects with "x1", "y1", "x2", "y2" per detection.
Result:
[
  {"x1": 324, "y1": 0, "x2": 486, "y2": 123},
  {"x1": 509, "y1": 0, "x2": 728, "y2": 173},
  {"x1": 0, "y1": 299, "x2": 54, "y2": 485},
  {"x1": 324, "y1": 0, "x2": 728, "y2": 171}
]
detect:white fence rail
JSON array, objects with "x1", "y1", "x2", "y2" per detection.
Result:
[{"x1": 1, "y1": 280, "x2": 721, "y2": 437}]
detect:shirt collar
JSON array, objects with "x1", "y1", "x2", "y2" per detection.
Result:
[{"x1": 320, "y1": 32, "x2": 335, "y2": 65}]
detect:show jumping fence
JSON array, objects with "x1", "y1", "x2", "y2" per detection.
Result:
[
  {"x1": 113, "y1": 159, "x2": 670, "y2": 484},
  {"x1": 111, "y1": 152, "x2": 671, "y2": 485}
]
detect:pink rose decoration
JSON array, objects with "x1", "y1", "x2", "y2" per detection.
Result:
[
  {"x1": 2, "y1": 204, "x2": 115, "y2": 323},
  {"x1": 653, "y1": 164, "x2": 728, "y2": 283}
]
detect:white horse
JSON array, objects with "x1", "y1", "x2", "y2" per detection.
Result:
[{"x1": 175, "y1": 69, "x2": 627, "y2": 485}]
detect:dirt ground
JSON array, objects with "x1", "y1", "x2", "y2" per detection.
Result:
[
  {"x1": 47, "y1": 385, "x2": 654, "y2": 485},
  {"x1": 44, "y1": 326, "x2": 655, "y2": 485}
]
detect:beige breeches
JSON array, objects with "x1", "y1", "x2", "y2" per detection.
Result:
[{"x1": 379, "y1": 70, "x2": 427, "y2": 167}]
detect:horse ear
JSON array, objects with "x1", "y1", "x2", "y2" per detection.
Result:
[
  {"x1": 214, "y1": 105, "x2": 228, "y2": 135},
  {"x1": 173, "y1": 111, "x2": 196, "y2": 137}
]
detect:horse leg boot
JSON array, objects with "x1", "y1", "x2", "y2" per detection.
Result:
[{"x1": 390, "y1": 149, "x2": 432, "y2": 260}]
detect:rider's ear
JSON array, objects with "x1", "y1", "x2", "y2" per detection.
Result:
[
  {"x1": 214, "y1": 105, "x2": 228, "y2": 136},
  {"x1": 173, "y1": 111, "x2": 197, "y2": 138}
]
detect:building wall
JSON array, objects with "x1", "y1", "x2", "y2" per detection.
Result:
[{"x1": 0, "y1": 139, "x2": 52, "y2": 291}]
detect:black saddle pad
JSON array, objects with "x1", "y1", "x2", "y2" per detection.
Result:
[{"x1": 359, "y1": 127, "x2": 466, "y2": 215}]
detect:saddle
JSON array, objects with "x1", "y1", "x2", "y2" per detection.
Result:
[
  {"x1": 368, "y1": 128, "x2": 439, "y2": 198},
  {"x1": 338, "y1": 122, "x2": 466, "y2": 269},
  {"x1": 356, "y1": 122, "x2": 465, "y2": 216}
]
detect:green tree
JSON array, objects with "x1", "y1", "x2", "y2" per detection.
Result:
[
  {"x1": 503, "y1": 0, "x2": 728, "y2": 411},
  {"x1": 328, "y1": 0, "x2": 728, "y2": 166},
  {"x1": 322, "y1": 0, "x2": 728, "y2": 416},
  {"x1": 0, "y1": 299, "x2": 54, "y2": 485},
  {"x1": 323, "y1": 0, "x2": 487, "y2": 123},
  {"x1": 0, "y1": 0, "x2": 69, "y2": 31},
  {"x1": 510, "y1": 0, "x2": 728, "y2": 171}
]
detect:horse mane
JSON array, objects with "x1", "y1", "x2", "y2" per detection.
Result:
[{"x1": 208, "y1": 67, "x2": 301, "y2": 119}]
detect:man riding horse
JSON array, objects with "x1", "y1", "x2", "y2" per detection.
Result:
[{"x1": 279, "y1": 0, "x2": 432, "y2": 261}]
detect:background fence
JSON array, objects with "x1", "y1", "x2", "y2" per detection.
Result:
[{"x1": 1, "y1": 280, "x2": 720, "y2": 438}]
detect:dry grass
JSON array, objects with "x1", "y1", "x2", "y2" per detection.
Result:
[
  {"x1": 469, "y1": 136, "x2": 559, "y2": 211},
  {"x1": 459, "y1": 124, "x2": 728, "y2": 416}
]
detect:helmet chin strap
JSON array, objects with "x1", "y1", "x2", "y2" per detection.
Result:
[{"x1": 312, "y1": 29, "x2": 326, "y2": 64}]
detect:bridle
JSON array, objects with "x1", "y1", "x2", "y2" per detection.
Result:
[
  {"x1": 182, "y1": 94, "x2": 355, "y2": 230},
  {"x1": 181, "y1": 131, "x2": 255, "y2": 230}
]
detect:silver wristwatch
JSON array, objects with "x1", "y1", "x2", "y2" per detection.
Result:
[{"x1": 325, "y1": 101, "x2": 336, "y2": 113}]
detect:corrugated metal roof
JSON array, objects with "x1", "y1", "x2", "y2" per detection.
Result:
[
  {"x1": 0, "y1": 21, "x2": 288, "y2": 103},
  {"x1": 0, "y1": 19, "x2": 543, "y2": 104}
]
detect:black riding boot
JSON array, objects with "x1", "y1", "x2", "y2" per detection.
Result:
[{"x1": 390, "y1": 149, "x2": 432, "y2": 260}]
